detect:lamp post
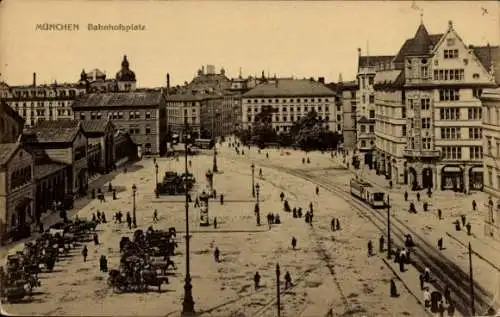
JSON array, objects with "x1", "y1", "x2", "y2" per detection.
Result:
[
  {"x1": 132, "y1": 184, "x2": 137, "y2": 228},
  {"x1": 154, "y1": 162, "x2": 159, "y2": 190},
  {"x1": 276, "y1": 263, "x2": 281, "y2": 317},
  {"x1": 212, "y1": 111, "x2": 219, "y2": 173},
  {"x1": 182, "y1": 118, "x2": 195, "y2": 316},
  {"x1": 256, "y1": 183, "x2": 260, "y2": 205},
  {"x1": 387, "y1": 194, "x2": 391, "y2": 259},
  {"x1": 251, "y1": 163, "x2": 255, "y2": 198},
  {"x1": 255, "y1": 183, "x2": 261, "y2": 226}
]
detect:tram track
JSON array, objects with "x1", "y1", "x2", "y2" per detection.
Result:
[{"x1": 272, "y1": 165, "x2": 496, "y2": 317}]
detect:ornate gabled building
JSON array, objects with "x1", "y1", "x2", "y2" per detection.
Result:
[
  {"x1": 374, "y1": 20, "x2": 498, "y2": 192},
  {"x1": 78, "y1": 55, "x2": 137, "y2": 93}
]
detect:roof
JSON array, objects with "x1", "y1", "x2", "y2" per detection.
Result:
[
  {"x1": 0, "y1": 143, "x2": 20, "y2": 166},
  {"x1": 80, "y1": 120, "x2": 113, "y2": 134},
  {"x1": 23, "y1": 119, "x2": 81, "y2": 143},
  {"x1": 165, "y1": 93, "x2": 220, "y2": 102},
  {"x1": 374, "y1": 70, "x2": 402, "y2": 84},
  {"x1": 393, "y1": 24, "x2": 443, "y2": 64},
  {"x1": 35, "y1": 162, "x2": 67, "y2": 180},
  {"x1": 0, "y1": 101, "x2": 25, "y2": 124},
  {"x1": 358, "y1": 55, "x2": 395, "y2": 68},
  {"x1": 473, "y1": 45, "x2": 500, "y2": 85},
  {"x1": 86, "y1": 69, "x2": 106, "y2": 78},
  {"x1": 73, "y1": 91, "x2": 163, "y2": 108},
  {"x1": 243, "y1": 79, "x2": 337, "y2": 98}
]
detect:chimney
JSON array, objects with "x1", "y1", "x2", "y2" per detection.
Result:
[
  {"x1": 357, "y1": 48, "x2": 361, "y2": 56},
  {"x1": 275, "y1": 79, "x2": 278, "y2": 88},
  {"x1": 338, "y1": 73, "x2": 343, "y2": 83},
  {"x1": 166, "y1": 73, "x2": 170, "y2": 94},
  {"x1": 318, "y1": 77, "x2": 325, "y2": 84},
  {"x1": 448, "y1": 20, "x2": 453, "y2": 30},
  {"x1": 33, "y1": 72, "x2": 36, "y2": 86}
]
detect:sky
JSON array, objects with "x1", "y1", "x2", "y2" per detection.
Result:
[{"x1": 0, "y1": 0, "x2": 499, "y2": 88}]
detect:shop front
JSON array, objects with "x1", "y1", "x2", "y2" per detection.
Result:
[
  {"x1": 469, "y1": 166, "x2": 484, "y2": 191},
  {"x1": 441, "y1": 165, "x2": 463, "y2": 191}
]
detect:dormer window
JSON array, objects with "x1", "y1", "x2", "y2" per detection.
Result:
[
  {"x1": 446, "y1": 38, "x2": 455, "y2": 46},
  {"x1": 473, "y1": 73, "x2": 480, "y2": 79}
]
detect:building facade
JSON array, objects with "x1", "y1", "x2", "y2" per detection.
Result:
[
  {"x1": 0, "y1": 143, "x2": 36, "y2": 244},
  {"x1": 241, "y1": 78, "x2": 339, "y2": 133},
  {"x1": 0, "y1": 101, "x2": 25, "y2": 144},
  {"x1": 357, "y1": 51, "x2": 395, "y2": 166},
  {"x1": 337, "y1": 81, "x2": 359, "y2": 151},
  {"x1": 0, "y1": 74, "x2": 86, "y2": 127},
  {"x1": 81, "y1": 120, "x2": 116, "y2": 174},
  {"x1": 482, "y1": 86, "x2": 500, "y2": 197},
  {"x1": 373, "y1": 20, "x2": 498, "y2": 191},
  {"x1": 73, "y1": 91, "x2": 167, "y2": 156},
  {"x1": 21, "y1": 120, "x2": 89, "y2": 197}
]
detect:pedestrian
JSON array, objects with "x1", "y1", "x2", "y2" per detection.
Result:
[
  {"x1": 291, "y1": 237, "x2": 297, "y2": 250},
  {"x1": 280, "y1": 192, "x2": 285, "y2": 202},
  {"x1": 126, "y1": 212, "x2": 132, "y2": 230},
  {"x1": 153, "y1": 209, "x2": 159, "y2": 223},
  {"x1": 419, "y1": 273, "x2": 424, "y2": 290},
  {"x1": 284, "y1": 271, "x2": 292, "y2": 289},
  {"x1": 472, "y1": 200, "x2": 477, "y2": 211},
  {"x1": 92, "y1": 213, "x2": 97, "y2": 222},
  {"x1": 404, "y1": 191, "x2": 408, "y2": 201},
  {"x1": 466, "y1": 222, "x2": 472, "y2": 235},
  {"x1": 194, "y1": 197, "x2": 200, "y2": 208},
  {"x1": 213, "y1": 189, "x2": 217, "y2": 199},
  {"x1": 93, "y1": 232, "x2": 99, "y2": 245},
  {"x1": 423, "y1": 287, "x2": 431, "y2": 308},
  {"x1": 368, "y1": 240, "x2": 373, "y2": 257},
  {"x1": 424, "y1": 267, "x2": 430, "y2": 282},
  {"x1": 390, "y1": 279, "x2": 398, "y2": 297},
  {"x1": 99, "y1": 255, "x2": 108, "y2": 272},
  {"x1": 97, "y1": 211, "x2": 102, "y2": 222},
  {"x1": 302, "y1": 158, "x2": 305, "y2": 164},
  {"x1": 82, "y1": 245, "x2": 88, "y2": 262},
  {"x1": 214, "y1": 247, "x2": 220, "y2": 262},
  {"x1": 417, "y1": 192, "x2": 421, "y2": 202},
  {"x1": 316, "y1": 186, "x2": 319, "y2": 195},
  {"x1": 220, "y1": 194, "x2": 224, "y2": 205},
  {"x1": 266, "y1": 153, "x2": 269, "y2": 159},
  {"x1": 439, "y1": 301, "x2": 445, "y2": 317},
  {"x1": 336, "y1": 218, "x2": 340, "y2": 231},
  {"x1": 189, "y1": 160, "x2": 192, "y2": 168},
  {"x1": 444, "y1": 285, "x2": 450, "y2": 304},
  {"x1": 399, "y1": 255, "x2": 405, "y2": 272},
  {"x1": 259, "y1": 168, "x2": 263, "y2": 178},
  {"x1": 309, "y1": 202, "x2": 313, "y2": 213},
  {"x1": 331, "y1": 218, "x2": 336, "y2": 231},
  {"x1": 438, "y1": 209, "x2": 442, "y2": 220},
  {"x1": 113, "y1": 189, "x2": 117, "y2": 200},
  {"x1": 102, "y1": 212, "x2": 107, "y2": 223},
  {"x1": 461, "y1": 215, "x2": 466, "y2": 226},
  {"x1": 379, "y1": 235, "x2": 385, "y2": 252},
  {"x1": 108, "y1": 182, "x2": 113, "y2": 192},
  {"x1": 214, "y1": 217, "x2": 217, "y2": 229},
  {"x1": 254, "y1": 271, "x2": 261, "y2": 290},
  {"x1": 447, "y1": 302, "x2": 455, "y2": 316},
  {"x1": 438, "y1": 237, "x2": 443, "y2": 250},
  {"x1": 307, "y1": 157, "x2": 310, "y2": 164}
]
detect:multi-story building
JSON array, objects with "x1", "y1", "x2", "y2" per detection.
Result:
[
  {"x1": 73, "y1": 91, "x2": 167, "y2": 156},
  {"x1": 480, "y1": 51, "x2": 500, "y2": 197},
  {"x1": 374, "y1": 20, "x2": 498, "y2": 191},
  {"x1": 335, "y1": 80, "x2": 359, "y2": 151},
  {"x1": 0, "y1": 74, "x2": 86, "y2": 127},
  {"x1": 357, "y1": 50, "x2": 395, "y2": 166},
  {"x1": 0, "y1": 142, "x2": 36, "y2": 244},
  {"x1": 241, "y1": 78, "x2": 338, "y2": 133},
  {"x1": 165, "y1": 94, "x2": 205, "y2": 139},
  {"x1": 0, "y1": 101, "x2": 25, "y2": 144}
]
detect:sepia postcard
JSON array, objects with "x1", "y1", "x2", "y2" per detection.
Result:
[{"x1": 0, "y1": 0, "x2": 500, "y2": 316}]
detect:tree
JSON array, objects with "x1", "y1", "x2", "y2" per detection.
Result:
[{"x1": 252, "y1": 106, "x2": 278, "y2": 147}]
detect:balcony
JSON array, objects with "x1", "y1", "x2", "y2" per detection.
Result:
[{"x1": 403, "y1": 149, "x2": 441, "y2": 158}]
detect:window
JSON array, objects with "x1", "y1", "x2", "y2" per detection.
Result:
[
  {"x1": 446, "y1": 38, "x2": 456, "y2": 46},
  {"x1": 440, "y1": 108, "x2": 460, "y2": 120},
  {"x1": 421, "y1": 118, "x2": 431, "y2": 129},
  {"x1": 362, "y1": 95, "x2": 366, "y2": 104},
  {"x1": 439, "y1": 89, "x2": 460, "y2": 101},
  {"x1": 118, "y1": 112, "x2": 124, "y2": 119},
  {"x1": 468, "y1": 108, "x2": 482, "y2": 120},
  {"x1": 337, "y1": 115, "x2": 341, "y2": 121},
  {"x1": 369, "y1": 125, "x2": 374, "y2": 133},
  {"x1": 79, "y1": 113, "x2": 86, "y2": 120},
  {"x1": 369, "y1": 95, "x2": 375, "y2": 104},
  {"x1": 473, "y1": 89, "x2": 483, "y2": 99},
  {"x1": 145, "y1": 126, "x2": 151, "y2": 134},
  {"x1": 421, "y1": 66, "x2": 428, "y2": 78},
  {"x1": 146, "y1": 111, "x2": 151, "y2": 119},
  {"x1": 361, "y1": 140, "x2": 366, "y2": 147},
  {"x1": 402, "y1": 107, "x2": 406, "y2": 118},
  {"x1": 444, "y1": 49, "x2": 459, "y2": 59},
  {"x1": 360, "y1": 125, "x2": 366, "y2": 133},
  {"x1": 468, "y1": 128, "x2": 482, "y2": 139},
  {"x1": 135, "y1": 111, "x2": 140, "y2": 119},
  {"x1": 420, "y1": 98, "x2": 430, "y2": 110},
  {"x1": 368, "y1": 77, "x2": 374, "y2": 85},
  {"x1": 441, "y1": 127, "x2": 461, "y2": 139},
  {"x1": 402, "y1": 125, "x2": 407, "y2": 137},
  {"x1": 470, "y1": 146, "x2": 483, "y2": 159},
  {"x1": 442, "y1": 146, "x2": 462, "y2": 160},
  {"x1": 129, "y1": 111, "x2": 135, "y2": 119},
  {"x1": 351, "y1": 91, "x2": 356, "y2": 99},
  {"x1": 422, "y1": 138, "x2": 432, "y2": 150},
  {"x1": 282, "y1": 107, "x2": 287, "y2": 112}
]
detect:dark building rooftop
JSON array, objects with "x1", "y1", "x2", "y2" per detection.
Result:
[
  {"x1": 73, "y1": 91, "x2": 163, "y2": 109},
  {"x1": 80, "y1": 120, "x2": 113, "y2": 134},
  {"x1": 23, "y1": 119, "x2": 81, "y2": 143},
  {"x1": 0, "y1": 143, "x2": 20, "y2": 166},
  {"x1": 243, "y1": 79, "x2": 336, "y2": 98}
]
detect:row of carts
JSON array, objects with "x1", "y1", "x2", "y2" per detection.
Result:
[
  {"x1": 0, "y1": 219, "x2": 98, "y2": 303},
  {"x1": 107, "y1": 227, "x2": 178, "y2": 292}
]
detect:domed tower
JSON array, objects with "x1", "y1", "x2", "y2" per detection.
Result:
[{"x1": 115, "y1": 55, "x2": 137, "y2": 91}]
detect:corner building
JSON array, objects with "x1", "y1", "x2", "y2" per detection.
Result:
[{"x1": 375, "y1": 20, "x2": 498, "y2": 191}]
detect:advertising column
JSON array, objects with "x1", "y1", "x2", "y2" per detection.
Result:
[{"x1": 199, "y1": 192, "x2": 210, "y2": 226}]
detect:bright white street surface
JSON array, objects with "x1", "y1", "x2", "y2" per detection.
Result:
[{"x1": 1, "y1": 144, "x2": 430, "y2": 317}]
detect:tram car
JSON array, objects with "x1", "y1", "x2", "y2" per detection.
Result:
[{"x1": 350, "y1": 178, "x2": 386, "y2": 209}]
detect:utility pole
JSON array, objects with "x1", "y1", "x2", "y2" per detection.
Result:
[
  {"x1": 276, "y1": 263, "x2": 281, "y2": 317},
  {"x1": 469, "y1": 242, "x2": 475, "y2": 316},
  {"x1": 387, "y1": 194, "x2": 391, "y2": 259}
]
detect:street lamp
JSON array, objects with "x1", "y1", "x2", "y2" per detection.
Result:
[
  {"x1": 255, "y1": 183, "x2": 261, "y2": 226},
  {"x1": 182, "y1": 118, "x2": 195, "y2": 316},
  {"x1": 132, "y1": 184, "x2": 137, "y2": 228},
  {"x1": 251, "y1": 163, "x2": 255, "y2": 198},
  {"x1": 256, "y1": 183, "x2": 260, "y2": 205},
  {"x1": 212, "y1": 110, "x2": 220, "y2": 173},
  {"x1": 154, "y1": 163, "x2": 159, "y2": 190}
]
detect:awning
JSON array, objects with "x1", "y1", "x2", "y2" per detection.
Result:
[{"x1": 442, "y1": 166, "x2": 462, "y2": 173}]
